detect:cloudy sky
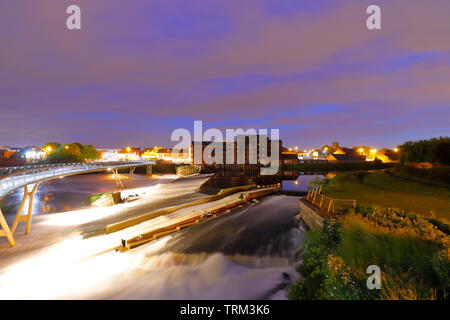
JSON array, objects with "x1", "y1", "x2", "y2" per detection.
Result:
[{"x1": 1, "y1": 0, "x2": 450, "y2": 149}]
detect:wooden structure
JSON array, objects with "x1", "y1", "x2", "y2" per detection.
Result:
[{"x1": 306, "y1": 185, "x2": 357, "y2": 214}]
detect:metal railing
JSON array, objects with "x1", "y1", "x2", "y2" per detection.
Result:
[
  {"x1": 0, "y1": 160, "x2": 155, "y2": 198},
  {"x1": 306, "y1": 185, "x2": 357, "y2": 214}
]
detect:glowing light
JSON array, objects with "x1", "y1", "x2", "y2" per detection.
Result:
[
  {"x1": 394, "y1": 148, "x2": 399, "y2": 152},
  {"x1": 65, "y1": 146, "x2": 69, "y2": 150},
  {"x1": 370, "y1": 149, "x2": 377, "y2": 153},
  {"x1": 126, "y1": 147, "x2": 131, "y2": 152},
  {"x1": 288, "y1": 148, "x2": 292, "y2": 151},
  {"x1": 358, "y1": 148, "x2": 364, "y2": 153}
]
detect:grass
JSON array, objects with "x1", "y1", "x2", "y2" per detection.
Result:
[
  {"x1": 337, "y1": 215, "x2": 440, "y2": 297},
  {"x1": 290, "y1": 171, "x2": 450, "y2": 300},
  {"x1": 86, "y1": 192, "x2": 110, "y2": 204},
  {"x1": 321, "y1": 171, "x2": 450, "y2": 220},
  {"x1": 288, "y1": 208, "x2": 449, "y2": 300}
]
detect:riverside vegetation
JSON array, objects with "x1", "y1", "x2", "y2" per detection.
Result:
[{"x1": 289, "y1": 170, "x2": 450, "y2": 300}]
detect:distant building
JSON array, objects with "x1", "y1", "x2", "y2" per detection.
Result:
[
  {"x1": 190, "y1": 135, "x2": 282, "y2": 169},
  {"x1": 98, "y1": 149, "x2": 121, "y2": 161},
  {"x1": 156, "y1": 148, "x2": 172, "y2": 160},
  {"x1": 282, "y1": 153, "x2": 300, "y2": 165},
  {"x1": 117, "y1": 147, "x2": 141, "y2": 161},
  {"x1": 326, "y1": 153, "x2": 366, "y2": 162}
]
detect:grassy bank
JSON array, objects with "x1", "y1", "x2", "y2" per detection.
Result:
[
  {"x1": 286, "y1": 161, "x2": 395, "y2": 172},
  {"x1": 320, "y1": 171, "x2": 450, "y2": 220},
  {"x1": 391, "y1": 164, "x2": 450, "y2": 187},
  {"x1": 288, "y1": 206, "x2": 449, "y2": 300}
]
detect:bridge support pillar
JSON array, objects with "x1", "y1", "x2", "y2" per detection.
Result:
[
  {"x1": 11, "y1": 183, "x2": 39, "y2": 235},
  {"x1": 0, "y1": 209, "x2": 15, "y2": 247},
  {"x1": 146, "y1": 165, "x2": 152, "y2": 176},
  {"x1": 112, "y1": 169, "x2": 124, "y2": 188},
  {"x1": 129, "y1": 167, "x2": 136, "y2": 175}
]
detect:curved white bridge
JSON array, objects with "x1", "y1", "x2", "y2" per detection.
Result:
[{"x1": 0, "y1": 160, "x2": 155, "y2": 247}]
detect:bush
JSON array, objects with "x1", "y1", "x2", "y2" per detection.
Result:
[
  {"x1": 399, "y1": 137, "x2": 450, "y2": 165},
  {"x1": 391, "y1": 164, "x2": 450, "y2": 187},
  {"x1": 289, "y1": 206, "x2": 450, "y2": 300},
  {"x1": 176, "y1": 165, "x2": 200, "y2": 176},
  {"x1": 431, "y1": 249, "x2": 450, "y2": 297},
  {"x1": 287, "y1": 220, "x2": 344, "y2": 299},
  {"x1": 152, "y1": 160, "x2": 176, "y2": 174}
]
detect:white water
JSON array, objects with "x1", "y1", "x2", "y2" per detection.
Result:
[{"x1": 0, "y1": 176, "x2": 305, "y2": 300}]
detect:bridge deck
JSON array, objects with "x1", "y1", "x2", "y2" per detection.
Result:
[{"x1": 0, "y1": 161, "x2": 155, "y2": 198}]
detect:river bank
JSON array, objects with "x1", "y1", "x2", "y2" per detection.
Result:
[
  {"x1": 289, "y1": 170, "x2": 450, "y2": 300},
  {"x1": 320, "y1": 170, "x2": 450, "y2": 219}
]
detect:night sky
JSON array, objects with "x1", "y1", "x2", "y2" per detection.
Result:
[{"x1": 1, "y1": 0, "x2": 450, "y2": 149}]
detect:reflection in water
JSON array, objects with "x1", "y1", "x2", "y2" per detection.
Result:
[
  {"x1": 282, "y1": 174, "x2": 326, "y2": 193},
  {"x1": 0, "y1": 173, "x2": 168, "y2": 223},
  {"x1": 200, "y1": 166, "x2": 329, "y2": 195}
]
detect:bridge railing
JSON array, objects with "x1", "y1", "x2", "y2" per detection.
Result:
[{"x1": 0, "y1": 160, "x2": 154, "y2": 196}]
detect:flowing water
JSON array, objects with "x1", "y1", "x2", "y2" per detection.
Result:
[
  {"x1": 114, "y1": 195, "x2": 307, "y2": 300},
  {"x1": 0, "y1": 173, "x2": 322, "y2": 299},
  {"x1": 0, "y1": 173, "x2": 176, "y2": 224}
]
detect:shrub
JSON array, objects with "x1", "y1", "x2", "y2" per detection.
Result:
[
  {"x1": 289, "y1": 206, "x2": 449, "y2": 300},
  {"x1": 399, "y1": 137, "x2": 450, "y2": 165},
  {"x1": 431, "y1": 249, "x2": 450, "y2": 298},
  {"x1": 391, "y1": 164, "x2": 450, "y2": 187},
  {"x1": 176, "y1": 165, "x2": 200, "y2": 176},
  {"x1": 287, "y1": 220, "x2": 343, "y2": 299},
  {"x1": 152, "y1": 160, "x2": 176, "y2": 174}
]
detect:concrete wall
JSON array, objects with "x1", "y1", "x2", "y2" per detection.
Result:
[{"x1": 299, "y1": 198, "x2": 324, "y2": 230}]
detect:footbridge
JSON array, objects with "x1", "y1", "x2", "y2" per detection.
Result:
[{"x1": 0, "y1": 160, "x2": 155, "y2": 247}]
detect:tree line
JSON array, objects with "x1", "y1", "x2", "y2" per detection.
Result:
[
  {"x1": 42, "y1": 142, "x2": 101, "y2": 163},
  {"x1": 399, "y1": 137, "x2": 450, "y2": 165}
]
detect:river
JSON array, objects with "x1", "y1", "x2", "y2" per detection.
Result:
[
  {"x1": 0, "y1": 173, "x2": 176, "y2": 224},
  {"x1": 0, "y1": 172, "x2": 325, "y2": 299}
]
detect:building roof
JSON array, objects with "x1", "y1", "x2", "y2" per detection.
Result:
[
  {"x1": 283, "y1": 153, "x2": 299, "y2": 160},
  {"x1": 157, "y1": 148, "x2": 172, "y2": 153},
  {"x1": 328, "y1": 154, "x2": 366, "y2": 161}
]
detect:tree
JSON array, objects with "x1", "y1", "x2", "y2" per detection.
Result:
[
  {"x1": 399, "y1": 137, "x2": 450, "y2": 165},
  {"x1": 81, "y1": 144, "x2": 101, "y2": 160},
  {"x1": 44, "y1": 143, "x2": 102, "y2": 163},
  {"x1": 46, "y1": 143, "x2": 83, "y2": 163}
]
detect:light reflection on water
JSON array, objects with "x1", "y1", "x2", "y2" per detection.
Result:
[
  {"x1": 0, "y1": 171, "x2": 333, "y2": 223},
  {"x1": 282, "y1": 174, "x2": 327, "y2": 192},
  {"x1": 0, "y1": 173, "x2": 162, "y2": 223}
]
